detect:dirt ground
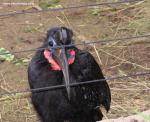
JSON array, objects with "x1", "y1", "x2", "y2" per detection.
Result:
[
  {"x1": 0, "y1": 0, "x2": 150, "y2": 122},
  {"x1": 100, "y1": 110, "x2": 150, "y2": 122}
]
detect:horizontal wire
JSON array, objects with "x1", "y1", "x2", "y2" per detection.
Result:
[
  {"x1": 0, "y1": 34, "x2": 150, "y2": 56},
  {"x1": 0, "y1": 72, "x2": 150, "y2": 97},
  {"x1": 110, "y1": 88, "x2": 150, "y2": 91},
  {"x1": 0, "y1": 0, "x2": 143, "y2": 17}
]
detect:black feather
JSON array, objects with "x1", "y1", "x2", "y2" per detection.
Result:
[{"x1": 28, "y1": 27, "x2": 111, "y2": 122}]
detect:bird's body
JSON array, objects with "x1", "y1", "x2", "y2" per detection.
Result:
[{"x1": 28, "y1": 27, "x2": 111, "y2": 122}]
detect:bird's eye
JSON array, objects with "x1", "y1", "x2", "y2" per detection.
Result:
[{"x1": 49, "y1": 41, "x2": 53, "y2": 47}]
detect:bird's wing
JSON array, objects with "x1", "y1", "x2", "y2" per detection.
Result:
[{"x1": 72, "y1": 50, "x2": 111, "y2": 111}]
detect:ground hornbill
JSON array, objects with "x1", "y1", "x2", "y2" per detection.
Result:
[{"x1": 28, "y1": 27, "x2": 111, "y2": 122}]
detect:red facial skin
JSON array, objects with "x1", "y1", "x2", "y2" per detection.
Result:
[{"x1": 44, "y1": 49, "x2": 75, "y2": 70}]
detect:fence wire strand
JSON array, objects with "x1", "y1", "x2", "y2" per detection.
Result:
[
  {"x1": 0, "y1": 0, "x2": 143, "y2": 17},
  {"x1": 0, "y1": 72, "x2": 150, "y2": 97},
  {"x1": 0, "y1": 34, "x2": 150, "y2": 56}
]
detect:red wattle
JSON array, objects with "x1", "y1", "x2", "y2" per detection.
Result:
[
  {"x1": 44, "y1": 49, "x2": 61, "y2": 70},
  {"x1": 68, "y1": 50, "x2": 75, "y2": 64},
  {"x1": 44, "y1": 49, "x2": 75, "y2": 71}
]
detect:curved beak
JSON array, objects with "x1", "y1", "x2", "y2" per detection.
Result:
[{"x1": 52, "y1": 48, "x2": 70, "y2": 99}]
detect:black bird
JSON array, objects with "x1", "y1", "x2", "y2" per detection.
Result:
[{"x1": 28, "y1": 27, "x2": 111, "y2": 122}]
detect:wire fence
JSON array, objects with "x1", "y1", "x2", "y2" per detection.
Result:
[
  {"x1": 0, "y1": 0, "x2": 143, "y2": 17},
  {"x1": 0, "y1": 34, "x2": 150, "y2": 56},
  {"x1": 0, "y1": 72, "x2": 150, "y2": 98},
  {"x1": 0, "y1": 0, "x2": 149, "y2": 104},
  {"x1": 0, "y1": 2, "x2": 149, "y2": 122}
]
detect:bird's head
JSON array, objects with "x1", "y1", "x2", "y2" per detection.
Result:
[{"x1": 43, "y1": 27, "x2": 75, "y2": 99}]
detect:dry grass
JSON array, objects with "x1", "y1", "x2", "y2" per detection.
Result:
[{"x1": 0, "y1": 0, "x2": 150, "y2": 122}]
